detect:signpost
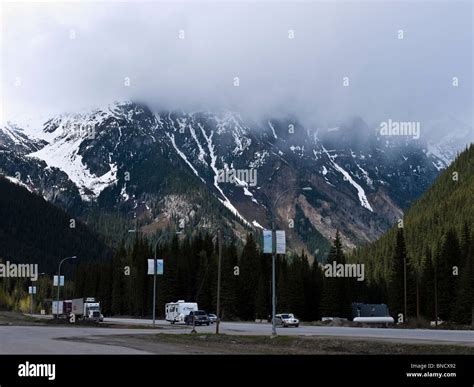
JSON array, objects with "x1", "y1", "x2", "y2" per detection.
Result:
[
  {"x1": 52, "y1": 301, "x2": 63, "y2": 315},
  {"x1": 148, "y1": 257, "x2": 164, "y2": 327},
  {"x1": 28, "y1": 286, "x2": 37, "y2": 315},
  {"x1": 264, "y1": 228, "x2": 286, "y2": 335},
  {"x1": 53, "y1": 276, "x2": 64, "y2": 287},
  {"x1": 276, "y1": 230, "x2": 286, "y2": 254},
  {"x1": 265, "y1": 184, "x2": 311, "y2": 336},
  {"x1": 148, "y1": 259, "x2": 164, "y2": 275},
  {"x1": 263, "y1": 230, "x2": 272, "y2": 254}
]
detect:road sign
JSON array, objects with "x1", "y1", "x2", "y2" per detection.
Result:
[
  {"x1": 157, "y1": 259, "x2": 163, "y2": 275},
  {"x1": 53, "y1": 275, "x2": 64, "y2": 286},
  {"x1": 276, "y1": 230, "x2": 286, "y2": 254},
  {"x1": 52, "y1": 301, "x2": 63, "y2": 315},
  {"x1": 263, "y1": 230, "x2": 272, "y2": 253},
  {"x1": 28, "y1": 286, "x2": 37, "y2": 294},
  {"x1": 148, "y1": 259, "x2": 164, "y2": 275}
]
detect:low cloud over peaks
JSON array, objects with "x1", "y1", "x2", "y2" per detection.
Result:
[{"x1": 2, "y1": 1, "x2": 472, "y2": 138}]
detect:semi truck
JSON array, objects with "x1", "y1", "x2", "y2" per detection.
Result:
[
  {"x1": 52, "y1": 297, "x2": 103, "y2": 322},
  {"x1": 72, "y1": 297, "x2": 104, "y2": 321}
]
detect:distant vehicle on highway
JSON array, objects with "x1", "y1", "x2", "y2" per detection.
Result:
[
  {"x1": 207, "y1": 313, "x2": 217, "y2": 323},
  {"x1": 275, "y1": 313, "x2": 299, "y2": 327},
  {"x1": 72, "y1": 297, "x2": 104, "y2": 322},
  {"x1": 185, "y1": 310, "x2": 210, "y2": 326},
  {"x1": 165, "y1": 300, "x2": 198, "y2": 324},
  {"x1": 53, "y1": 297, "x2": 103, "y2": 322}
]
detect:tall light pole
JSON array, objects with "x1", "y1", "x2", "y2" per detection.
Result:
[
  {"x1": 153, "y1": 231, "x2": 182, "y2": 327},
  {"x1": 271, "y1": 186, "x2": 312, "y2": 336},
  {"x1": 56, "y1": 256, "x2": 77, "y2": 318},
  {"x1": 216, "y1": 228, "x2": 223, "y2": 334},
  {"x1": 29, "y1": 274, "x2": 44, "y2": 316},
  {"x1": 404, "y1": 255, "x2": 407, "y2": 323},
  {"x1": 29, "y1": 283, "x2": 34, "y2": 316}
]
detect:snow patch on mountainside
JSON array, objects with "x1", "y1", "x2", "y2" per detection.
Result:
[
  {"x1": 166, "y1": 132, "x2": 206, "y2": 183},
  {"x1": 322, "y1": 146, "x2": 373, "y2": 212},
  {"x1": 190, "y1": 124, "x2": 207, "y2": 163},
  {"x1": 28, "y1": 134, "x2": 117, "y2": 201},
  {"x1": 249, "y1": 150, "x2": 268, "y2": 168},
  {"x1": 426, "y1": 143, "x2": 451, "y2": 168},
  {"x1": 1, "y1": 124, "x2": 23, "y2": 145},
  {"x1": 4, "y1": 175, "x2": 32, "y2": 192},
  {"x1": 268, "y1": 121, "x2": 278, "y2": 139},
  {"x1": 199, "y1": 124, "x2": 251, "y2": 227}
]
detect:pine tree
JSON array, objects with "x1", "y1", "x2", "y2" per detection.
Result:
[
  {"x1": 111, "y1": 243, "x2": 127, "y2": 315},
  {"x1": 453, "y1": 225, "x2": 474, "y2": 324},
  {"x1": 237, "y1": 233, "x2": 259, "y2": 320},
  {"x1": 320, "y1": 231, "x2": 351, "y2": 318},
  {"x1": 309, "y1": 259, "x2": 324, "y2": 321},
  {"x1": 437, "y1": 230, "x2": 461, "y2": 320},
  {"x1": 219, "y1": 242, "x2": 239, "y2": 319},
  {"x1": 421, "y1": 247, "x2": 435, "y2": 321},
  {"x1": 388, "y1": 228, "x2": 407, "y2": 320}
]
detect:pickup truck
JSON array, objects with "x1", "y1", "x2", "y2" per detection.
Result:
[{"x1": 185, "y1": 310, "x2": 210, "y2": 326}]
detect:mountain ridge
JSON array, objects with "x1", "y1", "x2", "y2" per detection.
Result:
[{"x1": 1, "y1": 101, "x2": 468, "y2": 256}]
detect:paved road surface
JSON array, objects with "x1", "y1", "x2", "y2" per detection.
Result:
[
  {"x1": 0, "y1": 326, "x2": 157, "y2": 354},
  {"x1": 1, "y1": 316, "x2": 471, "y2": 354},
  {"x1": 104, "y1": 317, "x2": 474, "y2": 345}
]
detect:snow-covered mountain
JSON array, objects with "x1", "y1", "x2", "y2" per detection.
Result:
[{"x1": 0, "y1": 102, "x2": 467, "y2": 256}]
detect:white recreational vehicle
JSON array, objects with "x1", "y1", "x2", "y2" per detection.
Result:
[{"x1": 165, "y1": 300, "x2": 198, "y2": 324}]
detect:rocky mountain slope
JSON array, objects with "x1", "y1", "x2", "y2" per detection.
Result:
[{"x1": 1, "y1": 102, "x2": 468, "y2": 257}]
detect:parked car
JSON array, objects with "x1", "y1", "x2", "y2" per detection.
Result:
[
  {"x1": 275, "y1": 313, "x2": 299, "y2": 327},
  {"x1": 207, "y1": 313, "x2": 217, "y2": 323},
  {"x1": 185, "y1": 310, "x2": 210, "y2": 326}
]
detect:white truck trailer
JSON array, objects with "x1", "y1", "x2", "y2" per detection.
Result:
[
  {"x1": 71, "y1": 297, "x2": 104, "y2": 322},
  {"x1": 165, "y1": 300, "x2": 198, "y2": 324}
]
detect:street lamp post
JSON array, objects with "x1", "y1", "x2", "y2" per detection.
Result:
[
  {"x1": 270, "y1": 186, "x2": 312, "y2": 336},
  {"x1": 153, "y1": 231, "x2": 182, "y2": 327},
  {"x1": 216, "y1": 228, "x2": 223, "y2": 334},
  {"x1": 404, "y1": 255, "x2": 407, "y2": 323},
  {"x1": 30, "y1": 283, "x2": 34, "y2": 316},
  {"x1": 56, "y1": 256, "x2": 77, "y2": 318}
]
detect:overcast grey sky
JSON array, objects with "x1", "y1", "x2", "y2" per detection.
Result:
[{"x1": 1, "y1": 0, "x2": 472, "y2": 135}]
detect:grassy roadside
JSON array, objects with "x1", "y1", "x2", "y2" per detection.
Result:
[
  {"x1": 0, "y1": 311, "x2": 45, "y2": 325},
  {"x1": 77, "y1": 333, "x2": 474, "y2": 355}
]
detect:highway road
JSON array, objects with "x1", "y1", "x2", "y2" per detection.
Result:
[
  {"x1": 104, "y1": 317, "x2": 474, "y2": 346},
  {"x1": 0, "y1": 317, "x2": 471, "y2": 354},
  {"x1": 0, "y1": 325, "x2": 157, "y2": 354}
]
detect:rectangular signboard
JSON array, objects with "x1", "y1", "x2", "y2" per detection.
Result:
[
  {"x1": 148, "y1": 259, "x2": 164, "y2": 275},
  {"x1": 53, "y1": 275, "x2": 64, "y2": 287},
  {"x1": 276, "y1": 230, "x2": 286, "y2": 254},
  {"x1": 263, "y1": 230, "x2": 272, "y2": 253},
  {"x1": 52, "y1": 301, "x2": 63, "y2": 315}
]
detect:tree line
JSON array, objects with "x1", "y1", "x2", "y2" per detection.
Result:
[
  {"x1": 1, "y1": 226, "x2": 472, "y2": 325},
  {"x1": 69, "y1": 231, "x2": 356, "y2": 321}
]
